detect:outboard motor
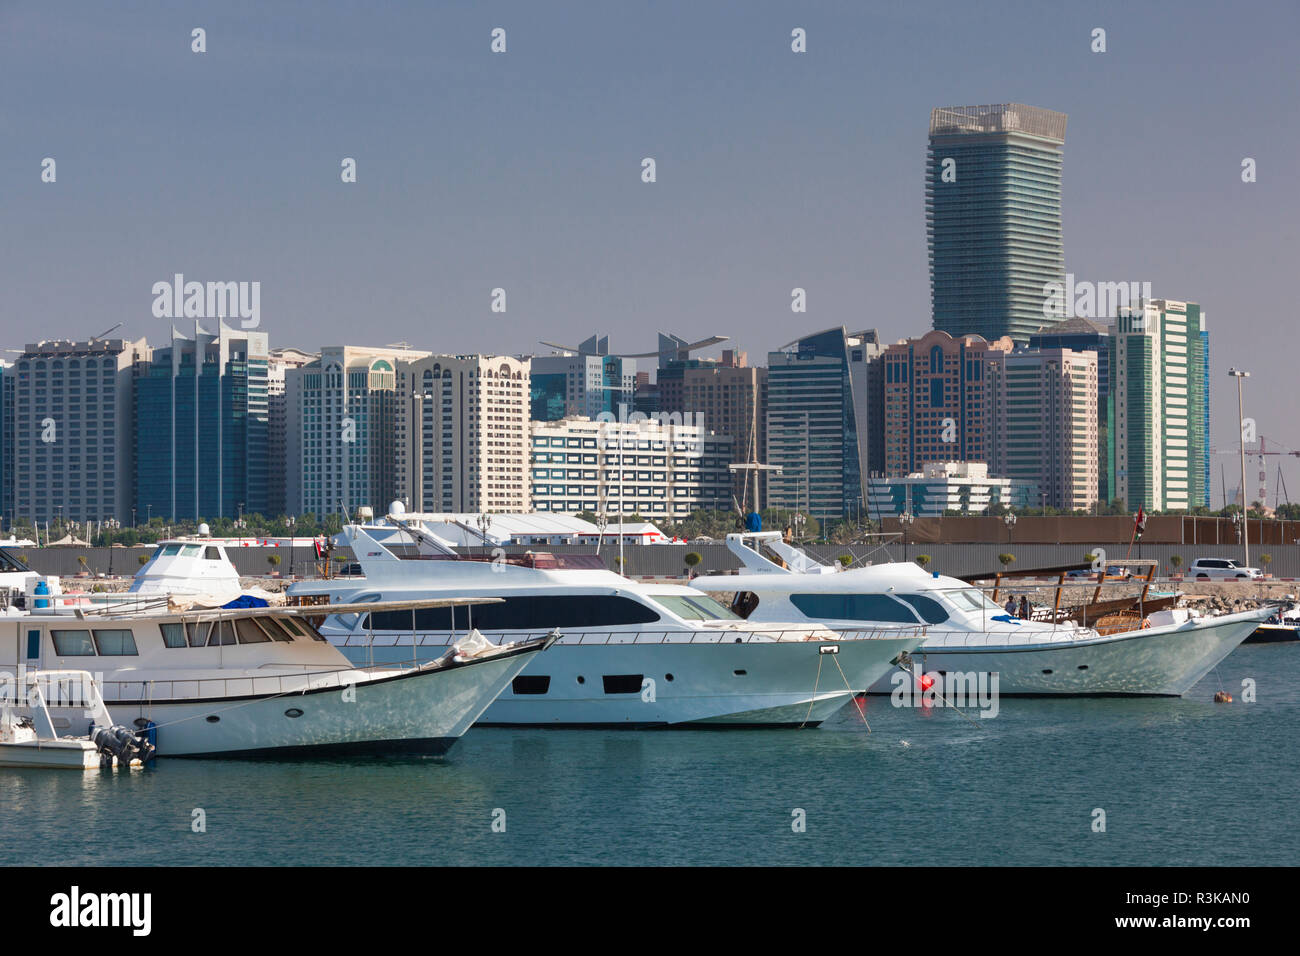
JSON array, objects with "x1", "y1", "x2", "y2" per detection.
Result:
[{"x1": 92, "y1": 724, "x2": 156, "y2": 766}]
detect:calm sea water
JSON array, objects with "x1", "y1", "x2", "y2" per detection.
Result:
[{"x1": 4, "y1": 644, "x2": 1297, "y2": 867}]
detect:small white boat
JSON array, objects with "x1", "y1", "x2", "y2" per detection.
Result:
[{"x1": 0, "y1": 670, "x2": 153, "y2": 770}]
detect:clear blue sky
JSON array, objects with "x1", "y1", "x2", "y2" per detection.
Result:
[{"x1": 4, "y1": 0, "x2": 1298, "y2": 504}]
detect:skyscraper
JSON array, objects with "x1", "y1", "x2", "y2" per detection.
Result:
[
  {"x1": 680, "y1": 350, "x2": 767, "y2": 502},
  {"x1": 8, "y1": 337, "x2": 150, "y2": 524},
  {"x1": 880, "y1": 330, "x2": 1012, "y2": 478},
  {"x1": 295, "y1": 345, "x2": 431, "y2": 518},
  {"x1": 395, "y1": 355, "x2": 531, "y2": 514},
  {"x1": 766, "y1": 328, "x2": 879, "y2": 520},
  {"x1": 135, "y1": 322, "x2": 270, "y2": 521},
  {"x1": 927, "y1": 103, "x2": 1068, "y2": 344},
  {"x1": 986, "y1": 347, "x2": 1099, "y2": 511},
  {"x1": 1109, "y1": 299, "x2": 1209, "y2": 511}
]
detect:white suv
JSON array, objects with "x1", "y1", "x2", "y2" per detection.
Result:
[{"x1": 1188, "y1": 558, "x2": 1263, "y2": 580}]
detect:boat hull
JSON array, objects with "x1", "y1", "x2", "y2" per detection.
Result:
[
  {"x1": 865, "y1": 609, "x2": 1266, "y2": 696},
  {"x1": 339, "y1": 634, "x2": 921, "y2": 726},
  {"x1": 1243, "y1": 624, "x2": 1300, "y2": 644},
  {"x1": 39, "y1": 644, "x2": 541, "y2": 757}
]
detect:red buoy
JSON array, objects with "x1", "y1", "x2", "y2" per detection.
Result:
[{"x1": 919, "y1": 674, "x2": 935, "y2": 691}]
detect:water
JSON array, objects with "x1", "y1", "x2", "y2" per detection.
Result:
[{"x1": 4, "y1": 644, "x2": 1297, "y2": 866}]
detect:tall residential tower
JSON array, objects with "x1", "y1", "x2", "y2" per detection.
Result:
[{"x1": 927, "y1": 103, "x2": 1068, "y2": 344}]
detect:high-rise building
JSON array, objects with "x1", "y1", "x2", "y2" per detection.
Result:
[
  {"x1": 1028, "y1": 317, "x2": 1111, "y2": 501},
  {"x1": 530, "y1": 416, "x2": 733, "y2": 518},
  {"x1": 395, "y1": 355, "x2": 531, "y2": 514},
  {"x1": 529, "y1": 350, "x2": 636, "y2": 422},
  {"x1": 296, "y1": 345, "x2": 431, "y2": 519},
  {"x1": 927, "y1": 103, "x2": 1068, "y2": 344},
  {"x1": 267, "y1": 347, "x2": 318, "y2": 518},
  {"x1": 766, "y1": 328, "x2": 879, "y2": 520},
  {"x1": 880, "y1": 330, "x2": 1013, "y2": 478},
  {"x1": 134, "y1": 322, "x2": 270, "y2": 521},
  {"x1": 987, "y1": 347, "x2": 1099, "y2": 511},
  {"x1": 1109, "y1": 299, "x2": 1209, "y2": 511},
  {"x1": 8, "y1": 337, "x2": 151, "y2": 524},
  {"x1": 680, "y1": 349, "x2": 767, "y2": 503}
]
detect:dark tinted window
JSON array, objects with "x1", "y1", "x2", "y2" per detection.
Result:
[
  {"x1": 894, "y1": 594, "x2": 950, "y2": 624},
  {"x1": 367, "y1": 595, "x2": 660, "y2": 632},
  {"x1": 789, "y1": 593, "x2": 920, "y2": 623},
  {"x1": 511, "y1": 675, "x2": 551, "y2": 695},
  {"x1": 602, "y1": 674, "x2": 644, "y2": 694}
]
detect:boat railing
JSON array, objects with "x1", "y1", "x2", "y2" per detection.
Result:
[
  {"x1": 98, "y1": 666, "x2": 377, "y2": 703},
  {"x1": 335, "y1": 626, "x2": 923, "y2": 648}
]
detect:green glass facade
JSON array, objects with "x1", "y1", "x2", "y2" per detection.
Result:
[
  {"x1": 928, "y1": 104, "x2": 1067, "y2": 344},
  {"x1": 135, "y1": 325, "x2": 269, "y2": 520}
]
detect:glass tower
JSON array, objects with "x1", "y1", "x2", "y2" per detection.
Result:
[{"x1": 928, "y1": 103, "x2": 1068, "y2": 344}]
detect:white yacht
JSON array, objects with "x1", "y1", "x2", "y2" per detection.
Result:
[
  {"x1": 0, "y1": 543, "x2": 553, "y2": 757},
  {"x1": 286, "y1": 518, "x2": 925, "y2": 727},
  {"x1": 690, "y1": 532, "x2": 1272, "y2": 697}
]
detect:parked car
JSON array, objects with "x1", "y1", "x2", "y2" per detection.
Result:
[{"x1": 1188, "y1": 557, "x2": 1263, "y2": 580}]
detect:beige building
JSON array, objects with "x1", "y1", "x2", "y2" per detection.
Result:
[
  {"x1": 680, "y1": 350, "x2": 766, "y2": 500},
  {"x1": 395, "y1": 355, "x2": 531, "y2": 514},
  {"x1": 987, "y1": 347, "x2": 1099, "y2": 511}
]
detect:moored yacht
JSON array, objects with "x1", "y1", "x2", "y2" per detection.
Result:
[
  {"x1": 0, "y1": 545, "x2": 553, "y2": 756},
  {"x1": 691, "y1": 532, "x2": 1273, "y2": 697},
  {"x1": 287, "y1": 517, "x2": 926, "y2": 727}
]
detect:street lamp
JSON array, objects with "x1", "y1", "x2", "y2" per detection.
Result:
[
  {"x1": 476, "y1": 513, "x2": 493, "y2": 557},
  {"x1": 286, "y1": 515, "x2": 297, "y2": 577},
  {"x1": 899, "y1": 508, "x2": 915, "y2": 562},
  {"x1": 1228, "y1": 367, "x2": 1251, "y2": 567},
  {"x1": 1003, "y1": 510, "x2": 1017, "y2": 546}
]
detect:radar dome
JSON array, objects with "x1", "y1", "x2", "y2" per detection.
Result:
[
  {"x1": 198, "y1": 523, "x2": 211, "y2": 537},
  {"x1": 390, "y1": 500, "x2": 406, "y2": 516}
]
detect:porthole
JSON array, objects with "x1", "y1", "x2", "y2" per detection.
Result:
[
  {"x1": 205, "y1": 715, "x2": 220, "y2": 723},
  {"x1": 576, "y1": 675, "x2": 585, "y2": 684},
  {"x1": 1041, "y1": 669, "x2": 1053, "y2": 675},
  {"x1": 1077, "y1": 665, "x2": 1089, "y2": 671},
  {"x1": 734, "y1": 669, "x2": 747, "y2": 676},
  {"x1": 285, "y1": 708, "x2": 304, "y2": 718},
  {"x1": 665, "y1": 673, "x2": 674, "y2": 682}
]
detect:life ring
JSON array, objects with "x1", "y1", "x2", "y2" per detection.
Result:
[{"x1": 1140, "y1": 617, "x2": 1152, "y2": 629}]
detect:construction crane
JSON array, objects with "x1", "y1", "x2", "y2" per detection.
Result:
[{"x1": 1209, "y1": 436, "x2": 1300, "y2": 508}]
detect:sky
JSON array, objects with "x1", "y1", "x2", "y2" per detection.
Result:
[{"x1": 3, "y1": 0, "x2": 1299, "y2": 505}]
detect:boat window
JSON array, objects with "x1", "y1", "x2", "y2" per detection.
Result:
[
  {"x1": 161, "y1": 544, "x2": 182, "y2": 557},
  {"x1": 205, "y1": 547, "x2": 221, "y2": 560},
  {"x1": 894, "y1": 594, "x2": 950, "y2": 624},
  {"x1": 365, "y1": 595, "x2": 661, "y2": 631},
  {"x1": 259, "y1": 618, "x2": 296, "y2": 642},
  {"x1": 181, "y1": 545, "x2": 202, "y2": 557},
  {"x1": 788, "y1": 593, "x2": 920, "y2": 623},
  {"x1": 235, "y1": 618, "x2": 271, "y2": 644},
  {"x1": 190, "y1": 621, "x2": 213, "y2": 647},
  {"x1": 602, "y1": 674, "x2": 645, "y2": 694},
  {"x1": 51, "y1": 629, "x2": 96, "y2": 656},
  {"x1": 511, "y1": 675, "x2": 551, "y2": 695},
  {"x1": 949, "y1": 589, "x2": 1004, "y2": 613},
  {"x1": 160, "y1": 622, "x2": 189, "y2": 648},
  {"x1": 92, "y1": 629, "x2": 139, "y2": 656},
  {"x1": 648, "y1": 593, "x2": 741, "y2": 621},
  {"x1": 207, "y1": 620, "x2": 237, "y2": 646}
]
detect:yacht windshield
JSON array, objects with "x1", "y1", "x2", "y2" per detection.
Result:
[
  {"x1": 649, "y1": 593, "x2": 741, "y2": 621},
  {"x1": 948, "y1": 588, "x2": 1005, "y2": 614}
]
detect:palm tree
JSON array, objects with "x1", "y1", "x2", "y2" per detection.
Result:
[
  {"x1": 998, "y1": 553, "x2": 1016, "y2": 569},
  {"x1": 916, "y1": 555, "x2": 931, "y2": 569}
]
